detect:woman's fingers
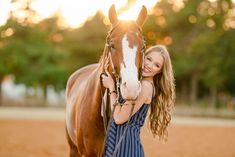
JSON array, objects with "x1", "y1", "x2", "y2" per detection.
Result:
[
  {"x1": 102, "y1": 73, "x2": 108, "y2": 79},
  {"x1": 101, "y1": 75, "x2": 107, "y2": 86}
]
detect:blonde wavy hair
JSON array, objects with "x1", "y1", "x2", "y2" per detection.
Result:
[{"x1": 146, "y1": 45, "x2": 176, "y2": 142}]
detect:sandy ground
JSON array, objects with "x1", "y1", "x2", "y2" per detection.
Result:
[{"x1": 0, "y1": 107, "x2": 235, "y2": 157}]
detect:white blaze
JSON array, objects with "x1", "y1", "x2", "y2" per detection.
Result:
[{"x1": 120, "y1": 34, "x2": 139, "y2": 89}]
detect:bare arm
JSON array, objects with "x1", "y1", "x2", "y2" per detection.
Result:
[
  {"x1": 110, "y1": 81, "x2": 153, "y2": 125},
  {"x1": 101, "y1": 64, "x2": 153, "y2": 125}
]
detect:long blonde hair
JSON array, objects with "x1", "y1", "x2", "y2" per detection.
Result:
[{"x1": 146, "y1": 45, "x2": 176, "y2": 141}]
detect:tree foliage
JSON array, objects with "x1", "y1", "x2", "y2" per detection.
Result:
[{"x1": 0, "y1": 0, "x2": 234, "y2": 107}]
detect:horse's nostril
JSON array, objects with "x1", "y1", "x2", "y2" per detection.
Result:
[{"x1": 123, "y1": 82, "x2": 127, "y2": 87}]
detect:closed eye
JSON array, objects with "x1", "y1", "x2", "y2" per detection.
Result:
[
  {"x1": 146, "y1": 57, "x2": 151, "y2": 61},
  {"x1": 155, "y1": 63, "x2": 160, "y2": 68}
]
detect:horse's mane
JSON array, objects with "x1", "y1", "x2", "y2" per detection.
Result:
[
  {"x1": 98, "y1": 45, "x2": 108, "y2": 66},
  {"x1": 98, "y1": 54, "x2": 105, "y2": 64}
]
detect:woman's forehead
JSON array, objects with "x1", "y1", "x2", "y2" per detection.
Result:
[{"x1": 147, "y1": 51, "x2": 164, "y2": 64}]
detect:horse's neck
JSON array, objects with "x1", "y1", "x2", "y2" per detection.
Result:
[{"x1": 86, "y1": 63, "x2": 105, "y2": 117}]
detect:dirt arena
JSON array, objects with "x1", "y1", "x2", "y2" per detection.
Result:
[{"x1": 0, "y1": 108, "x2": 235, "y2": 157}]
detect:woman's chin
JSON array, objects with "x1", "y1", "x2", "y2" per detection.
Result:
[
  {"x1": 142, "y1": 72, "x2": 154, "y2": 78},
  {"x1": 142, "y1": 72, "x2": 148, "y2": 77}
]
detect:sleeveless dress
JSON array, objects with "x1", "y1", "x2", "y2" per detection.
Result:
[{"x1": 104, "y1": 103, "x2": 150, "y2": 157}]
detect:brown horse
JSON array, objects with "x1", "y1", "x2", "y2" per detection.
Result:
[{"x1": 65, "y1": 5, "x2": 147, "y2": 157}]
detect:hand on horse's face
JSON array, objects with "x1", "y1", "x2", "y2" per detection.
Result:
[{"x1": 102, "y1": 64, "x2": 115, "y2": 91}]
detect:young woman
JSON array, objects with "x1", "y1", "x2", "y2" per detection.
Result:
[{"x1": 101, "y1": 44, "x2": 176, "y2": 157}]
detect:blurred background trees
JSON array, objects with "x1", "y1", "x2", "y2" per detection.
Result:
[{"x1": 0, "y1": 0, "x2": 234, "y2": 108}]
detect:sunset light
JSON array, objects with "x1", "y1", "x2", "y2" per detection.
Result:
[
  {"x1": 0, "y1": 0, "x2": 158, "y2": 28},
  {"x1": 118, "y1": 0, "x2": 157, "y2": 20}
]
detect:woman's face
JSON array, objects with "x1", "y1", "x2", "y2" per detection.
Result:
[{"x1": 142, "y1": 51, "x2": 164, "y2": 77}]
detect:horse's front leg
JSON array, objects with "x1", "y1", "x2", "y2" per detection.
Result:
[
  {"x1": 65, "y1": 127, "x2": 80, "y2": 157},
  {"x1": 83, "y1": 126, "x2": 105, "y2": 157},
  {"x1": 84, "y1": 140, "x2": 104, "y2": 157}
]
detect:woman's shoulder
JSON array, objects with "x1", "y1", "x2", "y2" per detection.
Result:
[
  {"x1": 140, "y1": 80, "x2": 154, "y2": 104},
  {"x1": 141, "y1": 80, "x2": 154, "y2": 89}
]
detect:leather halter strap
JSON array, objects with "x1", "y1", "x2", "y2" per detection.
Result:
[
  {"x1": 100, "y1": 22, "x2": 146, "y2": 157},
  {"x1": 100, "y1": 22, "x2": 146, "y2": 128},
  {"x1": 105, "y1": 22, "x2": 146, "y2": 84}
]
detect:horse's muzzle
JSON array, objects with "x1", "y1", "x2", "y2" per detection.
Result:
[{"x1": 120, "y1": 81, "x2": 141, "y2": 100}]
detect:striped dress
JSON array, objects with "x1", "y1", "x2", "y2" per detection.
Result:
[{"x1": 104, "y1": 103, "x2": 150, "y2": 157}]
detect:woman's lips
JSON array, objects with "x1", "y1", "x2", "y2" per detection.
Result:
[{"x1": 144, "y1": 66, "x2": 151, "y2": 73}]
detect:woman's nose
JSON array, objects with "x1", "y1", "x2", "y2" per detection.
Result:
[{"x1": 146, "y1": 63, "x2": 152, "y2": 69}]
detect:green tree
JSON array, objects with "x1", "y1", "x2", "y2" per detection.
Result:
[
  {"x1": 62, "y1": 12, "x2": 108, "y2": 74},
  {"x1": 146, "y1": 0, "x2": 234, "y2": 107},
  {"x1": 1, "y1": 0, "x2": 68, "y2": 104},
  {"x1": 0, "y1": 17, "x2": 25, "y2": 105}
]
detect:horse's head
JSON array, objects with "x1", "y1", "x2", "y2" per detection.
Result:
[{"x1": 105, "y1": 5, "x2": 147, "y2": 101}]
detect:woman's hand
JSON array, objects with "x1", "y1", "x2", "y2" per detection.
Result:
[{"x1": 101, "y1": 62, "x2": 115, "y2": 91}]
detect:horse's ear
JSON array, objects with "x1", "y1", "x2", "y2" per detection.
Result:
[
  {"x1": 109, "y1": 4, "x2": 118, "y2": 25},
  {"x1": 136, "y1": 6, "x2": 147, "y2": 27}
]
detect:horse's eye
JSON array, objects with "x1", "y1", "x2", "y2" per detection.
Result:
[{"x1": 110, "y1": 44, "x2": 115, "y2": 51}]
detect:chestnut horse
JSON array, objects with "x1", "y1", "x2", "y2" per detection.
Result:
[{"x1": 65, "y1": 5, "x2": 147, "y2": 157}]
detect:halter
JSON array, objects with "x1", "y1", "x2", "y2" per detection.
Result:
[
  {"x1": 104, "y1": 22, "x2": 146, "y2": 94},
  {"x1": 100, "y1": 22, "x2": 146, "y2": 157}
]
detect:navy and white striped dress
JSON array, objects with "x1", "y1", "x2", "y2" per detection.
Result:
[{"x1": 104, "y1": 103, "x2": 150, "y2": 157}]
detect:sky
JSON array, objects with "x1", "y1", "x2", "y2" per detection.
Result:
[{"x1": 0, "y1": 0, "x2": 159, "y2": 28}]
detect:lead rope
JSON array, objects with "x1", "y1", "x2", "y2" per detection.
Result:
[
  {"x1": 100, "y1": 76, "x2": 135, "y2": 157},
  {"x1": 111, "y1": 83, "x2": 154, "y2": 157},
  {"x1": 101, "y1": 97, "x2": 135, "y2": 157},
  {"x1": 111, "y1": 103, "x2": 134, "y2": 157},
  {"x1": 100, "y1": 75, "x2": 119, "y2": 157},
  {"x1": 100, "y1": 42, "x2": 114, "y2": 134},
  {"x1": 100, "y1": 23, "x2": 145, "y2": 156},
  {"x1": 100, "y1": 99, "x2": 118, "y2": 157},
  {"x1": 111, "y1": 77, "x2": 135, "y2": 157}
]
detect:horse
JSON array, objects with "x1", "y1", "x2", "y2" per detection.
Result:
[{"x1": 65, "y1": 4, "x2": 147, "y2": 157}]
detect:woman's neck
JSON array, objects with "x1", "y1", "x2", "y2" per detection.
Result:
[{"x1": 142, "y1": 76, "x2": 153, "y2": 83}]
